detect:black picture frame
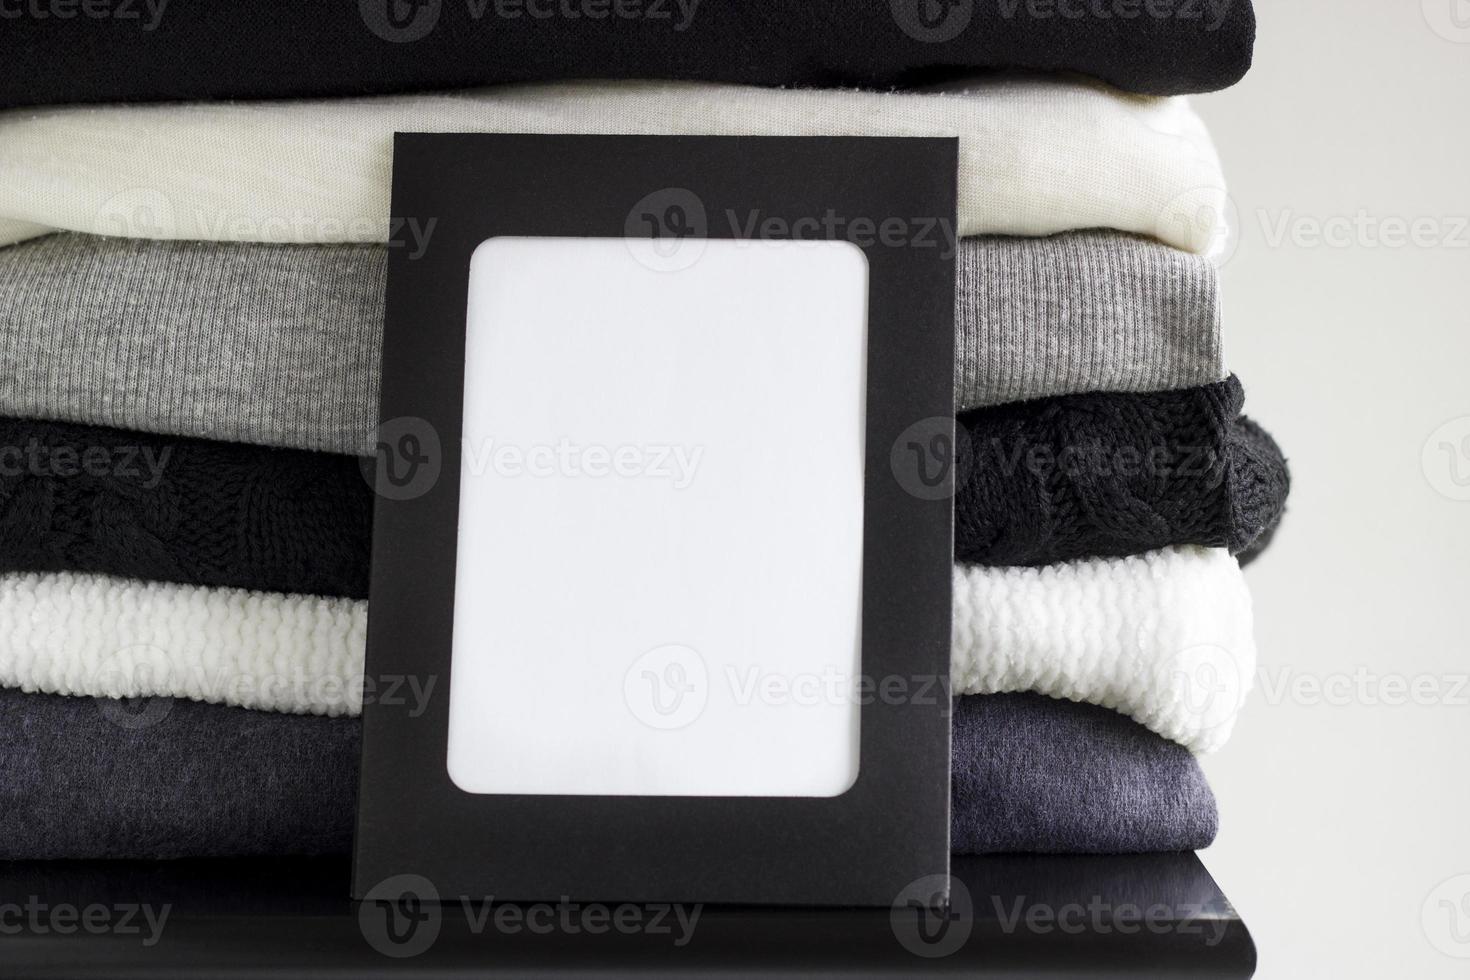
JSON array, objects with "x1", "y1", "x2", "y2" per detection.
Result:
[{"x1": 355, "y1": 134, "x2": 957, "y2": 906}]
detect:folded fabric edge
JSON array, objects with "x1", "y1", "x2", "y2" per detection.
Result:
[
  {"x1": 0, "y1": 549, "x2": 1249, "y2": 754},
  {"x1": 0, "y1": 686, "x2": 1217, "y2": 859}
]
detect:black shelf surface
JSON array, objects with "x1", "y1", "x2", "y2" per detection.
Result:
[{"x1": 0, "y1": 852, "x2": 1254, "y2": 978}]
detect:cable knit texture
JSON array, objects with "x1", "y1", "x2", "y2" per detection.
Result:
[
  {"x1": 0, "y1": 392, "x2": 1286, "y2": 598},
  {"x1": 0, "y1": 78, "x2": 1226, "y2": 252},
  {"x1": 0, "y1": 688, "x2": 1215, "y2": 859},
  {"x1": 0, "y1": 418, "x2": 372, "y2": 598},
  {"x1": 0, "y1": 572, "x2": 366, "y2": 716},
  {"x1": 952, "y1": 546, "x2": 1255, "y2": 754},
  {"x1": 0, "y1": 551, "x2": 1250, "y2": 752},
  {"x1": 0, "y1": 0, "x2": 1256, "y2": 107},
  {"x1": 955, "y1": 377, "x2": 1290, "y2": 566},
  {"x1": 951, "y1": 693, "x2": 1217, "y2": 854},
  {"x1": 1229, "y1": 416, "x2": 1291, "y2": 556}
]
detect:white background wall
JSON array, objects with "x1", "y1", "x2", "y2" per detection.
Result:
[{"x1": 1192, "y1": 2, "x2": 1470, "y2": 976}]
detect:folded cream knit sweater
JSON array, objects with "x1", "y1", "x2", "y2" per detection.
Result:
[
  {"x1": 0, "y1": 547, "x2": 1251, "y2": 753},
  {"x1": 0, "y1": 78, "x2": 1226, "y2": 252}
]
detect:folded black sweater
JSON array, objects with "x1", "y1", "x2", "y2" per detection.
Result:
[
  {"x1": 0, "y1": 0, "x2": 1255, "y2": 108},
  {"x1": 0, "y1": 418, "x2": 371, "y2": 599},
  {"x1": 955, "y1": 376, "x2": 1289, "y2": 566},
  {"x1": 0, "y1": 688, "x2": 1216, "y2": 860},
  {"x1": 0, "y1": 381, "x2": 1286, "y2": 598}
]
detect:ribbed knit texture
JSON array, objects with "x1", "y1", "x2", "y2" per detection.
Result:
[
  {"x1": 0, "y1": 232, "x2": 1224, "y2": 454},
  {"x1": 0, "y1": 688, "x2": 1215, "y2": 859},
  {"x1": 0, "y1": 236, "x2": 385, "y2": 455},
  {"x1": 950, "y1": 694, "x2": 1218, "y2": 854},
  {"x1": 0, "y1": 418, "x2": 372, "y2": 598},
  {"x1": 957, "y1": 230, "x2": 1224, "y2": 410},
  {"x1": 0, "y1": 549, "x2": 1250, "y2": 752},
  {"x1": 0, "y1": 78, "x2": 1226, "y2": 252},
  {"x1": 0, "y1": 0, "x2": 1256, "y2": 108},
  {"x1": 952, "y1": 546, "x2": 1255, "y2": 754},
  {"x1": 955, "y1": 377, "x2": 1291, "y2": 566}
]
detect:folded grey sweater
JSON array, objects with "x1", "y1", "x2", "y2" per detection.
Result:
[
  {"x1": 0, "y1": 687, "x2": 1215, "y2": 860},
  {"x1": 958, "y1": 231, "x2": 1223, "y2": 409},
  {"x1": 0, "y1": 232, "x2": 1222, "y2": 455}
]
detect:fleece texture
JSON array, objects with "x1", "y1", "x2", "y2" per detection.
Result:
[
  {"x1": 0, "y1": 418, "x2": 372, "y2": 599},
  {"x1": 0, "y1": 572, "x2": 366, "y2": 717},
  {"x1": 0, "y1": 232, "x2": 1224, "y2": 453},
  {"x1": 949, "y1": 693, "x2": 1218, "y2": 854},
  {"x1": 0, "y1": 78, "x2": 1226, "y2": 252},
  {"x1": 952, "y1": 545, "x2": 1255, "y2": 754},
  {"x1": 0, "y1": 688, "x2": 1215, "y2": 860},
  {"x1": 955, "y1": 377, "x2": 1290, "y2": 567},
  {"x1": 0, "y1": 546, "x2": 1252, "y2": 752},
  {"x1": 0, "y1": 0, "x2": 1256, "y2": 107},
  {"x1": 0, "y1": 687, "x2": 361, "y2": 860}
]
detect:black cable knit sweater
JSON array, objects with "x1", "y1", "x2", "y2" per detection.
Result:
[
  {"x1": 0, "y1": 379, "x2": 1287, "y2": 599},
  {"x1": 0, "y1": 419, "x2": 371, "y2": 599},
  {"x1": 954, "y1": 376, "x2": 1289, "y2": 566}
]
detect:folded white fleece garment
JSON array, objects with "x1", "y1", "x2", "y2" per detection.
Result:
[
  {"x1": 0, "y1": 78, "x2": 1226, "y2": 253},
  {"x1": 953, "y1": 546, "x2": 1255, "y2": 754},
  {"x1": 0, "y1": 573, "x2": 367, "y2": 717},
  {"x1": 0, "y1": 546, "x2": 1250, "y2": 753}
]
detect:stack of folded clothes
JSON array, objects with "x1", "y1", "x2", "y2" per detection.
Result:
[{"x1": 0, "y1": 3, "x2": 1283, "y2": 860}]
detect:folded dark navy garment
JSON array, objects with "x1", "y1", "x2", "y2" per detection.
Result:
[
  {"x1": 0, "y1": 688, "x2": 1215, "y2": 859},
  {"x1": 0, "y1": 688, "x2": 361, "y2": 861},
  {"x1": 949, "y1": 693, "x2": 1217, "y2": 854},
  {"x1": 0, "y1": 0, "x2": 1254, "y2": 107}
]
